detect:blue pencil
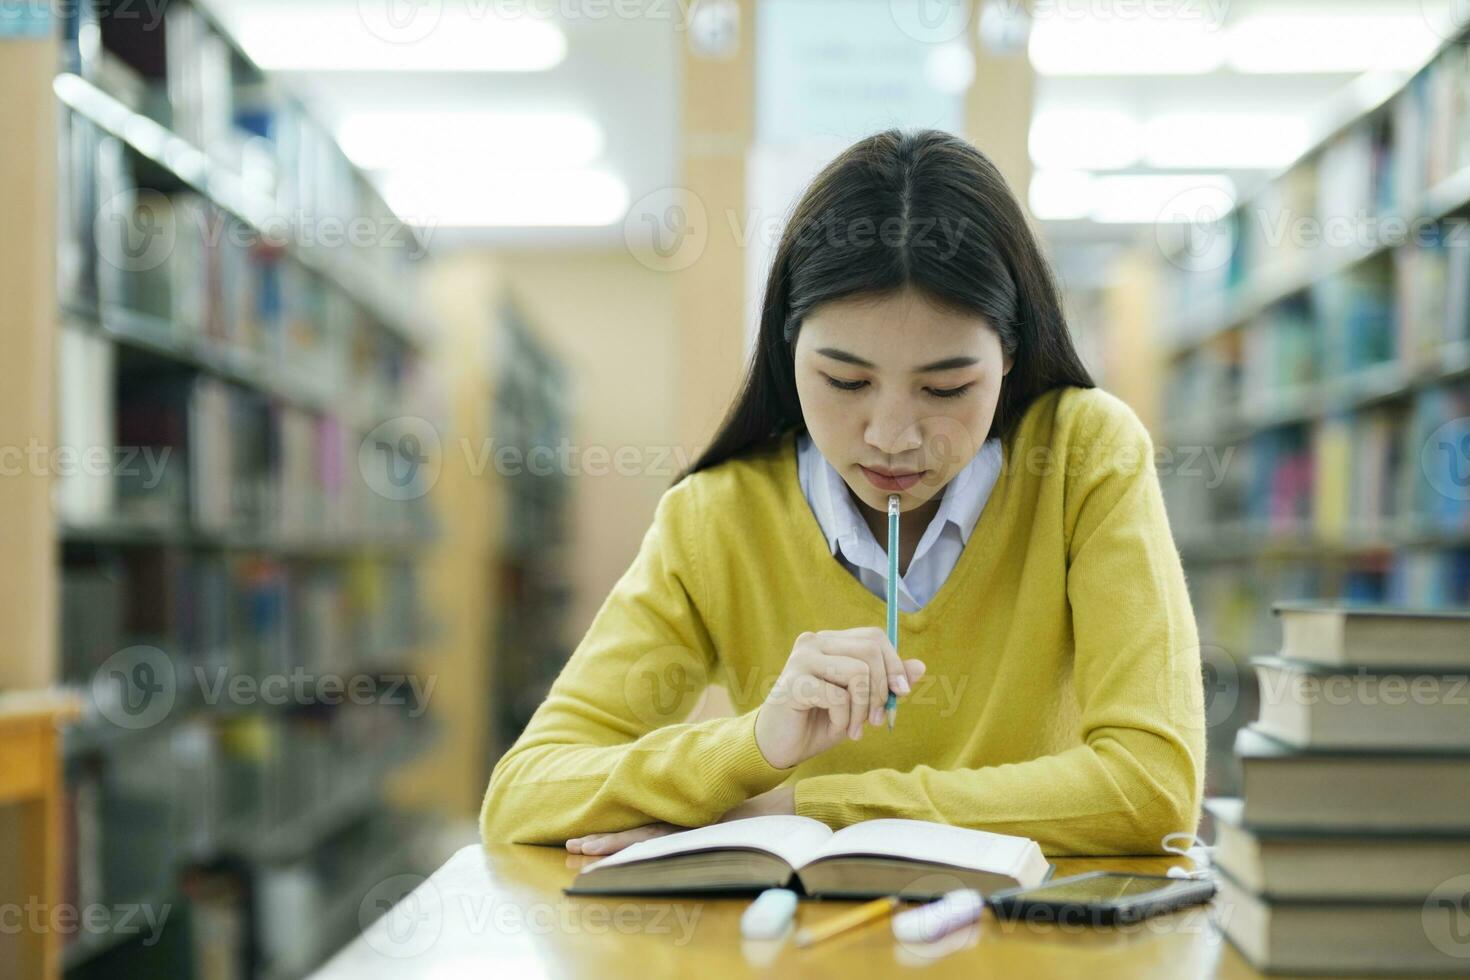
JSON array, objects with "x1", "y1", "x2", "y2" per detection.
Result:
[{"x1": 885, "y1": 493, "x2": 900, "y2": 731}]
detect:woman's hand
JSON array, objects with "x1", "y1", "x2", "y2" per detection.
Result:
[
  {"x1": 566, "y1": 821, "x2": 685, "y2": 856},
  {"x1": 755, "y1": 627, "x2": 925, "y2": 770},
  {"x1": 564, "y1": 786, "x2": 798, "y2": 856}
]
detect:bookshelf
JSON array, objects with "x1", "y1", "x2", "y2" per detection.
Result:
[
  {"x1": 2, "y1": 2, "x2": 446, "y2": 977},
  {"x1": 489, "y1": 299, "x2": 574, "y2": 752},
  {"x1": 1153, "y1": 24, "x2": 1470, "y2": 794}
]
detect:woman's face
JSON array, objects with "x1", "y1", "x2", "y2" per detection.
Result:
[{"x1": 793, "y1": 286, "x2": 1011, "y2": 514}]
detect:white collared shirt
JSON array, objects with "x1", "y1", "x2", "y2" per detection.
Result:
[{"x1": 796, "y1": 431, "x2": 1005, "y2": 612}]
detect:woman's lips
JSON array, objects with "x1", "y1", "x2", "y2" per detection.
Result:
[{"x1": 859, "y1": 465, "x2": 924, "y2": 492}]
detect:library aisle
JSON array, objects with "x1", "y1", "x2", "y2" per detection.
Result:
[{"x1": 1, "y1": 1, "x2": 1468, "y2": 978}]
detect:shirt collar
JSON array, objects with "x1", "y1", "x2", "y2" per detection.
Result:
[{"x1": 796, "y1": 431, "x2": 1004, "y2": 557}]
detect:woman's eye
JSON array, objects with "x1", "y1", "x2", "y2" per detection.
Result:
[
  {"x1": 926, "y1": 384, "x2": 974, "y2": 399},
  {"x1": 823, "y1": 376, "x2": 869, "y2": 392}
]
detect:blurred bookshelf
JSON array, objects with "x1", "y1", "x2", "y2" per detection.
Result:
[
  {"x1": 1153, "y1": 23, "x2": 1470, "y2": 796},
  {"x1": 489, "y1": 299, "x2": 574, "y2": 754},
  {"x1": 3, "y1": 1, "x2": 450, "y2": 977}
]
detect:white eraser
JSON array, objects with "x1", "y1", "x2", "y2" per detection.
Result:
[
  {"x1": 892, "y1": 888, "x2": 984, "y2": 944},
  {"x1": 740, "y1": 888, "x2": 798, "y2": 940}
]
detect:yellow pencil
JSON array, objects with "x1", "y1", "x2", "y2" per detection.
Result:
[{"x1": 794, "y1": 895, "x2": 901, "y2": 948}]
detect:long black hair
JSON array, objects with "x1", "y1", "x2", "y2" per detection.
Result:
[{"x1": 676, "y1": 128, "x2": 1094, "y2": 483}]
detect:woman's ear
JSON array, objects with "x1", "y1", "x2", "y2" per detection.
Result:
[{"x1": 1002, "y1": 351, "x2": 1014, "y2": 377}]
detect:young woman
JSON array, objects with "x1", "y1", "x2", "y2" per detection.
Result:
[{"x1": 480, "y1": 129, "x2": 1205, "y2": 857}]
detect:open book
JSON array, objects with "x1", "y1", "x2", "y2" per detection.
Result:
[{"x1": 564, "y1": 816, "x2": 1052, "y2": 900}]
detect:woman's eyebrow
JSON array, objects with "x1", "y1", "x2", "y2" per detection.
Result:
[{"x1": 814, "y1": 348, "x2": 979, "y2": 373}]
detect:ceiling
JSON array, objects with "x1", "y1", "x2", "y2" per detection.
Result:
[{"x1": 204, "y1": 0, "x2": 1461, "y2": 277}]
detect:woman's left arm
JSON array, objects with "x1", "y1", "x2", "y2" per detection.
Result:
[{"x1": 791, "y1": 399, "x2": 1208, "y2": 855}]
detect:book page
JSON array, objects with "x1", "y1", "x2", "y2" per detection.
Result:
[
  {"x1": 796, "y1": 819, "x2": 1033, "y2": 874},
  {"x1": 579, "y1": 815, "x2": 833, "y2": 873}
]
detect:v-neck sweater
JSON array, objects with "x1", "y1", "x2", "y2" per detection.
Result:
[{"x1": 480, "y1": 385, "x2": 1206, "y2": 856}]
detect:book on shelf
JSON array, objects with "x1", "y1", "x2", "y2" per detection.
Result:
[
  {"x1": 56, "y1": 324, "x2": 117, "y2": 522},
  {"x1": 1215, "y1": 593, "x2": 1470, "y2": 975},
  {"x1": 1215, "y1": 864, "x2": 1467, "y2": 976},
  {"x1": 1273, "y1": 601, "x2": 1470, "y2": 669},
  {"x1": 1251, "y1": 655, "x2": 1470, "y2": 751},
  {"x1": 564, "y1": 816, "x2": 1051, "y2": 900},
  {"x1": 1233, "y1": 725, "x2": 1470, "y2": 832},
  {"x1": 1207, "y1": 797, "x2": 1470, "y2": 902}
]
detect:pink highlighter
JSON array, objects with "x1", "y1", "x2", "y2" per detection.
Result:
[{"x1": 891, "y1": 888, "x2": 985, "y2": 943}]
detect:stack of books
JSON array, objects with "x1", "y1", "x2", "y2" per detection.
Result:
[{"x1": 1212, "y1": 601, "x2": 1470, "y2": 974}]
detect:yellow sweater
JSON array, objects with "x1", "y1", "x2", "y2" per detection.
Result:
[{"x1": 480, "y1": 386, "x2": 1206, "y2": 855}]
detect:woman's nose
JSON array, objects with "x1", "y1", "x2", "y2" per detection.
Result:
[{"x1": 864, "y1": 416, "x2": 923, "y2": 456}]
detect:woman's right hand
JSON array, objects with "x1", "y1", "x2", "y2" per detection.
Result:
[{"x1": 754, "y1": 627, "x2": 926, "y2": 770}]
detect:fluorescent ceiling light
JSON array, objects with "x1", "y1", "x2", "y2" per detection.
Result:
[
  {"x1": 227, "y1": 8, "x2": 565, "y2": 72},
  {"x1": 1029, "y1": 20, "x2": 1224, "y2": 75},
  {"x1": 379, "y1": 169, "x2": 630, "y2": 227},
  {"x1": 1029, "y1": 109, "x2": 1140, "y2": 170},
  {"x1": 1143, "y1": 113, "x2": 1312, "y2": 169},
  {"x1": 924, "y1": 41, "x2": 976, "y2": 95},
  {"x1": 1030, "y1": 170, "x2": 1235, "y2": 224},
  {"x1": 1227, "y1": 16, "x2": 1440, "y2": 74},
  {"x1": 337, "y1": 112, "x2": 603, "y2": 171},
  {"x1": 1030, "y1": 13, "x2": 1439, "y2": 77},
  {"x1": 1091, "y1": 174, "x2": 1235, "y2": 224},
  {"x1": 1028, "y1": 170, "x2": 1094, "y2": 221}
]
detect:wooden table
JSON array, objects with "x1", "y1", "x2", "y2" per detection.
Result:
[{"x1": 314, "y1": 843, "x2": 1276, "y2": 979}]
